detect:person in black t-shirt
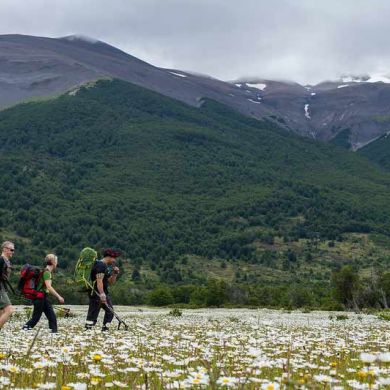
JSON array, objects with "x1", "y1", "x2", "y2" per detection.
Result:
[{"x1": 85, "y1": 248, "x2": 121, "y2": 331}]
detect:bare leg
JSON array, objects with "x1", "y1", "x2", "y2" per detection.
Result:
[{"x1": 0, "y1": 305, "x2": 14, "y2": 328}]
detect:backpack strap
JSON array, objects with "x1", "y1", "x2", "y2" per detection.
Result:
[
  {"x1": 38, "y1": 268, "x2": 48, "y2": 294},
  {"x1": 4, "y1": 278, "x2": 15, "y2": 295},
  {"x1": 0, "y1": 257, "x2": 5, "y2": 288}
]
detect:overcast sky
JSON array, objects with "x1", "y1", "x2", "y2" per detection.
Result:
[{"x1": 1, "y1": 0, "x2": 390, "y2": 84}]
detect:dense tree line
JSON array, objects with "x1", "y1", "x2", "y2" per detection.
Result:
[
  {"x1": 1, "y1": 79, "x2": 390, "y2": 307},
  {"x1": 39, "y1": 267, "x2": 390, "y2": 310}
]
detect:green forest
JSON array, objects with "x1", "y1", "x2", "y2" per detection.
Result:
[
  {"x1": 1, "y1": 79, "x2": 390, "y2": 309},
  {"x1": 359, "y1": 132, "x2": 390, "y2": 171}
]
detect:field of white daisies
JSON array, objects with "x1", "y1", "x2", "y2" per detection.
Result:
[{"x1": 0, "y1": 307, "x2": 389, "y2": 389}]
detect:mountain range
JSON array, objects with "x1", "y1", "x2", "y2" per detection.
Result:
[{"x1": 1, "y1": 34, "x2": 390, "y2": 150}]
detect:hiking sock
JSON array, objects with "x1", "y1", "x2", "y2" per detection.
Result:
[{"x1": 85, "y1": 320, "x2": 95, "y2": 330}]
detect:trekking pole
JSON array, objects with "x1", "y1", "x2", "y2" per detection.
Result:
[
  {"x1": 92, "y1": 288, "x2": 129, "y2": 330},
  {"x1": 102, "y1": 301, "x2": 129, "y2": 330},
  {"x1": 25, "y1": 326, "x2": 41, "y2": 357},
  {"x1": 106, "y1": 305, "x2": 129, "y2": 331}
]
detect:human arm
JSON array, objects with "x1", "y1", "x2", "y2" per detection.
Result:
[
  {"x1": 95, "y1": 273, "x2": 107, "y2": 304},
  {"x1": 44, "y1": 278, "x2": 64, "y2": 304},
  {"x1": 108, "y1": 266, "x2": 119, "y2": 285}
]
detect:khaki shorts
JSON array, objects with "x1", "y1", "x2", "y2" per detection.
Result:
[{"x1": 0, "y1": 289, "x2": 11, "y2": 309}]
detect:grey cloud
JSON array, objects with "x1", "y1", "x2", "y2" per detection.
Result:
[{"x1": 1, "y1": 0, "x2": 390, "y2": 84}]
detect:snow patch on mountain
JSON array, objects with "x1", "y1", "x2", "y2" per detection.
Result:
[
  {"x1": 341, "y1": 76, "x2": 361, "y2": 83},
  {"x1": 62, "y1": 35, "x2": 99, "y2": 44},
  {"x1": 340, "y1": 73, "x2": 390, "y2": 84},
  {"x1": 304, "y1": 104, "x2": 311, "y2": 119},
  {"x1": 246, "y1": 83, "x2": 266, "y2": 91},
  {"x1": 337, "y1": 85, "x2": 349, "y2": 89},
  {"x1": 248, "y1": 98, "x2": 261, "y2": 104},
  {"x1": 169, "y1": 72, "x2": 187, "y2": 78},
  {"x1": 366, "y1": 74, "x2": 390, "y2": 83}
]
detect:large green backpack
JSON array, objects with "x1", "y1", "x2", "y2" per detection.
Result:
[{"x1": 74, "y1": 247, "x2": 98, "y2": 292}]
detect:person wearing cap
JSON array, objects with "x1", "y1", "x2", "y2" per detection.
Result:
[
  {"x1": 0, "y1": 241, "x2": 15, "y2": 331},
  {"x1": 85, "y1": 248, "x2": 121, "y2": 331}
]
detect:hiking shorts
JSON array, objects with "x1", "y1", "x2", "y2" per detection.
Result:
[{"x1": 0, "y1": 289, "x2": 11, "y2": 309}]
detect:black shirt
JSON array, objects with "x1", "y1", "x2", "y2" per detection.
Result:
[
  {"x1": 90, "y1": 260, "x2": 110, "y2": 295},
  {"x1": 0, "y1": 255, "x2": 11, "y2": 291}
]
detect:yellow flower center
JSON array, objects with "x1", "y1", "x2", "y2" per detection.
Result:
[
  {"x1": 358, "y1": 371, "x2": 367, "y2": 380},
  {"x1": 92, "y1": 354, "x2": 102, "y2": 362}
]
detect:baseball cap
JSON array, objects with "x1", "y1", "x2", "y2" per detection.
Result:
[{"x1": 103, "y1": 248, "x2": 122, "y2": 258}]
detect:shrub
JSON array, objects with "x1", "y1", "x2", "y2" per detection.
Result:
[
  {"x1": 168, "y1": 308, "x2": 183, "y2": 317},
  {"x1": 377, "y1": 309, "x2": 390, "y2": 321},
  {"x1": 148, "y1": 286, "x2": 174, "y2": 306}
]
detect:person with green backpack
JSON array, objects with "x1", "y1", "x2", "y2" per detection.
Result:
[
  {"x1": 85, "y1": 248, "x2": 121, "y2": 331},
  {"x1": 22, "y1": 254, "x2": 64, "y2": 333}
]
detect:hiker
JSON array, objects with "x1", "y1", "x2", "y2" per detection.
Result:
[
  {"x1": 85, "y1": 248, "x2": 121, "y2": 331},
  {"x1": 23, "y1": 254, "x2": 64, "y2": 333},
  {"x1": 0, "y1": 241, "x2": 15, "y2": 330}
]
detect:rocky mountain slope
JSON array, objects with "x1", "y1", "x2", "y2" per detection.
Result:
[
  {"x1": 1, "y1": 34, "x2": 390, "y2": 149},
  {"x1": 235, "y1": 75, "x2": 390, "y2": 149},
  {"x1": 0, "y1": 34, "x2": 273, "y2": 118}
]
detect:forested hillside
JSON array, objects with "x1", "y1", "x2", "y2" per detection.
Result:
[
  {"x1": 359, "y1": 132, "x2": 390, "y2": 170},
  {"x1": 1, "y1": 79, "x2": 390, "y2": 308}
]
